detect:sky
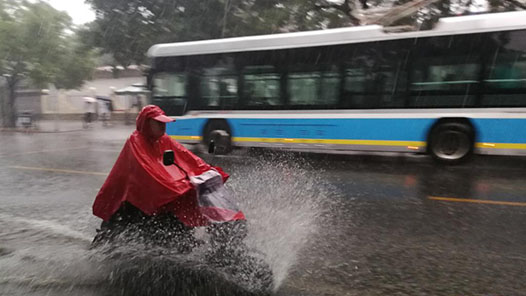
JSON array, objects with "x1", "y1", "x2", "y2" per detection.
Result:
[{"x1": 44, "y1": 0, "x2": 96, "y2": 25}]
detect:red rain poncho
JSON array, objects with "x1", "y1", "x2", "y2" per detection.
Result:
[{"x1": 92, "y1": 105, "x2": 245, "y2": 227}]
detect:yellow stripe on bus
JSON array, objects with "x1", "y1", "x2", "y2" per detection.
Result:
[
  {"x1": 170, "y1": 135, "x2": 526, "y2": 150},
  {"x1": 232, "y1": 137, "x2": 426, "y2": 147},
  {"x1": 170, "y1": 135, "x2": 203, "y2": 141},
  {"x1": 476, "y1": 142, "x2": 526, "y2": 150}
]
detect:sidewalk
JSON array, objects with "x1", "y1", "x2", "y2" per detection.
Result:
[
  {"x1": 1, "y1": 119, "x2": 134, "y2": 133},
  {"x1": 35, "y1": 120, "x2": 85, "y2": 133}
]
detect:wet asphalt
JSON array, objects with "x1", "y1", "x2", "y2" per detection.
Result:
[{"x1": 1, "y1": 121, "x2": 526, "y2": 296}]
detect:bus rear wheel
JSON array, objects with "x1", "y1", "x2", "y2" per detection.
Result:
[
  {"x1": 203, "y1": 120, "x2": 232, "y2": 155},
  {"x1": 428, "y1": 122, "x2": 474, "y2": 164}
]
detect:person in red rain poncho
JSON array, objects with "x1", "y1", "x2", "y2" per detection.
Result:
[{"x1": 92, "y1": 105, "x2": 246, "y2": 252}]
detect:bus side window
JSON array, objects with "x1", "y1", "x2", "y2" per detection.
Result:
[
  {"x1": 242, "y1": 66, "x2": 281, "y2": 107},
  {"x1": 152, "y1": 73, "x2": 187, "y2": 116},
  {"x1": 482, "y1": 30, "x2": 526, "y2": 107},
  {"x1": 409, "y1": 60, "x2": 480, "y2": 108},
  {"x1": 287, "y1": 70, "x2": 340, "y2": 107},
  {"x1": 153, "y1": 73, "x2": 186, "y2": 97},
  {"x1": 199, "y1": 56, "x2": 239, "y2": 109},
  {"x1": 411, "y1": 62, "x2": 480, "y2": 92},
  {"x1": 343, "y1": 67, "x2": 373, "y2": 108},
  {"x1": 341, "y1": 41, "x2": 408, "y2": 109},
  {"x1": 409, "y1": 34, "x2": 482, "y2": 108}
]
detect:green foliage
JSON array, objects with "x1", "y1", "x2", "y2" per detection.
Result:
[
  {"x1": 82, "y1": 0, "x2": 173, "y2": 66},
  {"x1": 0, "y1": 0, "x2": 94, "y2": 88},
  {"x1": 83, "y1": 0, "x2": 352, "y2": 66},
  {"x1": 83, "y1": 0, "x2": 526, "y2": 68},
  {"x1": 55, "y1": 35, "x2": 96, "y2": 90},
  {"x1": 488, "y1": 0, "x2": 526, "y2": 11},
  {"x1": 0, "y1": 0, "x2": 95, "y2": 127}
]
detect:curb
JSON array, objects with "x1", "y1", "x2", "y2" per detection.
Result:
[{"x1": 0, "y1": 127, "x2": 86, "y2": 134}]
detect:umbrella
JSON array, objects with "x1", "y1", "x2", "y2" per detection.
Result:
[
  {"x1": 83, "y1": 96, "x2": 97, "y2": 103},
  {"x1": 114, "y1": 84, "x2": 150, "y2": 95}
]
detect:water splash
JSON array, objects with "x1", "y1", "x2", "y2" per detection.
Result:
[
  {"x1": 225, "y1": 152, "x2": 333, "y2": 291},
  {"x1": 0, "y1": 212, "x2": 109, "y2": 296}
]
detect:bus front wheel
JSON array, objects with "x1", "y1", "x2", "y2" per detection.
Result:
[
  {"x1": 428, "y1": 122, "x2": 474, "y2": 164},
  {"x1": 203, "y1": 120, "x2": 232, "y2": 155}
]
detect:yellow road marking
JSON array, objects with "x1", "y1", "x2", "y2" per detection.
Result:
[
  {"x1": 0, "y1": 146, "x2": 91, "y2": 158},
  {"x1": 8, "y1": 166, "x2": 108, "y2": 176},
  {"x1": 91, "y1": 149, "x2": 122, "y2": 153},
  {"x1": 429, "y1": 196, "x2": 526, "y2": 207}
]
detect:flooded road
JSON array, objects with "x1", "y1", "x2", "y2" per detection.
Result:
[{"x1": 1, "y1": 124, "x2": 526, "y2": 295}]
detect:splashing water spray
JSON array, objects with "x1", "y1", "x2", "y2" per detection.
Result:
[
  {"x1": 88, "y1": 151, "x2": 334, "y2": 296},
  {"x1": 227, "y1": 152, "x2": 330, "y2": 292}
]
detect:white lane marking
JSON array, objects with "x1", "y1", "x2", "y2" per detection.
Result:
[{"x1": 0, "y1": 146, "x2": 91, "y2": 158}]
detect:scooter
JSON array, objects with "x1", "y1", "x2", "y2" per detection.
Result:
[{"x1": 91, "y1": 132, "x2": 273, "y2": 295}]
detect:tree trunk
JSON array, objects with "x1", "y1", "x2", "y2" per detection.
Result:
[
  {"x1": 0, "y1": 83, "x2": 5, "y2": 127},
  {"x1": 5, "y1": 80, "x2": 18, "y2": 128}
]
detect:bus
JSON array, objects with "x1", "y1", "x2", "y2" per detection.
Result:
[{"x1": 146, "y1": 11, "x2": 526, "y2": 163}]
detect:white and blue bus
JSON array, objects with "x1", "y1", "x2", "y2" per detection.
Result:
[{"x1": 146, "y1": 11, "x2": 526, "y2": 163}]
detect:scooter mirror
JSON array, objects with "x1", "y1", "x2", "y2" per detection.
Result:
[
  {"x1": 163, "y1": 150, "x2": 175, "y2": 166},
  {"x1": 208, "y1": 140, "x2": 216, "y2": 154}
]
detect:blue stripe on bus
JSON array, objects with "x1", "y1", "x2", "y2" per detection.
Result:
[
  {"x1": 472, "y1": 119, "x2": 526, "y2": 144},
  {"x1": 168, "y1": 118, "x2": 435, "y2": 141},
  {"x1": 167, "y1": 117, "x2": 526, "y2": 145},
  {"x1": 166, "y1": 118, "x2": 208, "y2": 136},
  {"x1": 230, "y1": 118, "x2": 434, "y2": 141}
]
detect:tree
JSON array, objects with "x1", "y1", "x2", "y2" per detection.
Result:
[
  {"x1": 0, "y1": 0, "x2": 94, "y2": 127},
  {"x1": 316, "y1": 0, "x2": 526, "y2": 28},
  {"x1": 84, "y1": 0, "x2": 526, "y2": 71},
  {"x1": 82, "y1": 0, "x2": 177, "y2": 67},
  {"x1": 55, "y1": 35, "x2": 96, "y2": 90},
  {"x1": 488, "y1": 0, "x2": 526, "y2": 11},
  {"x1": 83, "y1": 0, "x2": 348, "y2": 67}
]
